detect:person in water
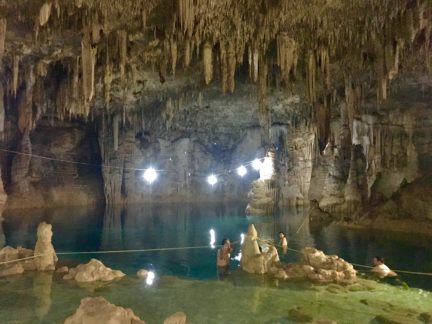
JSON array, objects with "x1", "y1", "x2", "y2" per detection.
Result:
[
  {"x1": 278, "y1": 232, "x2": 288, "y2": 253},
  {"x1": 217, "y1": 238, "x2": 233, "y2": 278},
  {"x1": 371, "y1": 256, "x2": 397, "y2": 278}
]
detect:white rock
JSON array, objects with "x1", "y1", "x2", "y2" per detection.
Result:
[
  {"x1": 64, "y1": 259, "x2": 125, "y2": 283},
  {"x1": 64, "y1": 297, "x2": 145, "y2": 324},
  {"x1": 34, "y1": 222, "x2": 57, "y2": 271}
]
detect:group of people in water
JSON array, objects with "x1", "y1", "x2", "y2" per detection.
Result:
[{"x1": 217, "y1": 231, "x2": 397, "y2": 280}]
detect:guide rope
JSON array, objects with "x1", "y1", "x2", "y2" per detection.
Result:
[{"x1": 2, "y1": 243, "x2": 432, "y2": 277}]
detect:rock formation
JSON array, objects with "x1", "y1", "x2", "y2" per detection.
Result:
[
  {"x1": 63, "y1": 258, "x2": 125, "y2": 283},
  {"x1": 240, "y1": 224, "x2": 280, "y2": 275},
  {"x1": 64, "y1": 297, "x2": 145, "y2": 324},
  {"x1": 34, "y1": 222, "x2": 57, "y2": 271}
]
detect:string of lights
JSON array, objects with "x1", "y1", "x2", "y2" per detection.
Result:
[{"x1": 0, "y1": 148, "x2": 274, "y2": 186}]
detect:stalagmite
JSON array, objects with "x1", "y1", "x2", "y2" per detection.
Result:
[
  {"x1": 81, "y1": 33, "x2": 97, "y2": 104},
  {"x1": 276, "y1": 33, "x2": 297, "y2": 83},
  {"x1": 203, "y1": 42, "x2": 213, "y2": 85},
  {"x1": 38, "y1": 2, "x2": 52, "y2": 26},
  {"x1": 306, "y1": 51, "x2": 316, "y2": 103},
  {"x1": 12, "y1": 56, "x2": 20, "y2": 98},
  {"x1": 0, "y1": 18, "x2": 6, "y2": 57}
]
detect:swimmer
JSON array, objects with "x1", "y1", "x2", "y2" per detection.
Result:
[
  {"x1": 278, "y1": 232, "x2": 288, "y2": 253},
  {"x1": 371, "y1": 256, "x2": 397, "y2": 279},
  {"x1": 217, "y1": 238, "x2": 232, "y2": 279}
]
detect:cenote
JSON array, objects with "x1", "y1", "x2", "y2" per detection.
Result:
[
  {"x1": 1, "y1": 0, "x2": 432, "y2": 323},
  {"x1": 1, "y1": 204, "x2": 432, "y2": 323}
]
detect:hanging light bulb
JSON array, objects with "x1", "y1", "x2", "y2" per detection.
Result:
[
  {"x1": 237, "y1": 165, "x2": 247, "y2": 177},
  {"x1": 252, "y1": 158, "x2": 262, "y2": 171},
  {"x1": 207, "y1": 174, "x2": 218, "y2": 186},
  {"x1": 143, "y1": 167, "x2": 158, "y2": 184}
]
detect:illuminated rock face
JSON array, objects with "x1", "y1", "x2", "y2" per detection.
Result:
[{"x1": 0, "y1": 0, "x2": 430, "y2": 233}]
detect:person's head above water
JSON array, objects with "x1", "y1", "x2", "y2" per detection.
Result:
[
  {"x1": 279, "y1": 232, "x2": 285, "y2": 238},
  {"x1": 221, "y1": 238, "x2": 230, "y2": 247},
  {"x1": 373, "y1": 256, "x2": 384, "y2": 266}
]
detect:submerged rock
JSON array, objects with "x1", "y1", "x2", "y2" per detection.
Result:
[
  {"x1": 64, "y1": 297, "x2": 145, "y2": 324},
  {"x1": 63, "y1": 258, "x2": 125, "y2": 283},
  {"x1": 34, "y1": 222, "x2": 57, "y2": 271},
  {"x1": 287, "y1": 306, "x2": 314, "y2": 323},
  {"x1": 163, "y1": 311, "x2": 187, "y2": 324}
]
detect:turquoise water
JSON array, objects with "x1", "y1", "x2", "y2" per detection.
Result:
[
  {"x1": 3, "y1": 203, "x2": 432, "y2": 289},
  {"x1": 1, "y1": 203, "x2": 432, "y2": 323}
]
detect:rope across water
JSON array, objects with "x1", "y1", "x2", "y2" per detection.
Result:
[{"x1": 2, "y1": 243, "x2": 432, "y2": 277}]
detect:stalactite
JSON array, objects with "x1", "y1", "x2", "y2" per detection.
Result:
[
  {"x1": 38, "y1": 2, "x2": 52, "y2": 26},
  {"x1": 17, "y1": 67, "x2": 35, "y2": 134},
  {"x1": 170, "y1": 38, "x2": 177, "y2": 76},
  {"x1": 113, "y1": 114, "x2": 120, "y2": 151},
  {"x1": 258, "y1": 53, "x2": 269, "y2": 145},
  {"x1": 70, "y1": 57, "x2": 80, "y2": 117},
  {"x1": 118, "y1": 30, "x2": 127, "y2": 83},
  {"x1": 0, "y1": 83, "x2": 4, "y2": 140},
  {"x1": 227, "y1": 41, "x2": 236, "y2": 93},
  {"x1": 248, "y1": 46, "x2": 259, "y2": 83},
  {"x1": 184, "y1": 38, "x2": 191, "y2": 67},
  {"x1": 0, "y1": 18, "x2": 6, "y2": 57},
  {"x1": 375, "y1": 42, "x2": 386, "y2": 103},
  {"x1": 319, "y1": 48, "x2": 330, "y2": 88},
  {"x1": 220, "y1": 42, "x2": 227, "y2": 94},
  {"x1": 384, "y1": 42, "x2": 399, "y2": 80},
  {"x1": 104, "y1": 55, "x2": 113, "y2": 108},
  {"x1": 81, "y1": 32, "x2": 97, "y2": 104},
  {"x1": 12, "y1": 55, "x2": 20, "y2": 98},
  {"x1": 203, "y1": 41, "x2": 213, "y2": 85},
  {"x1": 276, "y1": 33, "x2": 297, "y2": 83},
  {"x1": 178, "y1": 0, "x2": 194, "y2": 36},
  {"x1": 306, "y1": 51, "x2": 316, "y2": 103},
  {"x1": 345, "y1": 76, "x2": 356, "y2": 137}
]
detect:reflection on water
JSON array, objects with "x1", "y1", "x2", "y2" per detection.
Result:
[
  {"x1": 1, "y1": 203, "x2": 432, "y2": 323},
  {"x1": 3, "y1": 203, "x2": 432, "y2": 289}
]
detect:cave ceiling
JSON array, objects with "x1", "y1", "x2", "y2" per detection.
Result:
[{"x1": 0, "y1": 0, "x2": 430, "y2": 125}]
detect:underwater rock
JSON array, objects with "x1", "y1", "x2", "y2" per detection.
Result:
[
  {"x1": 64, "y1": 258, "x2": 125, "y2": 283},
  {"x1": 418, "y1": 312, "x2": 432, "y2": 323},
  {"x1": 374, "y1": 314, "x2": 409, "y2": 324},
  {"x1": 137, "y1": 269, "x2": 149, "y2": 279},
  {"x1": 56, "y1": 266, "x2": 69, "y2": 274},
  {"x1": 34, "y1": 222, "x2": 57, "y2": 271},
  {"x1": 64, "y1": 297, "x2": 145, "y2": 324},
  {"x1": 287, "y1": 306, "x2": 314, "y2": 323},
  {"x1": 240, "y1": 224, "x2": 280, "y2": 274},
  {"x1": 163, "y1": 311, "x2": 187, "y2": 324}
]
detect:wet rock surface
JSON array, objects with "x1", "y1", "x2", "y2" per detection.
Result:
[{"x1": 63, "y1": 258, "x2": 125, "y2": 283}]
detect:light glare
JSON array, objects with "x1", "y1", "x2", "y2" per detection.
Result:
[
  {"x1": 207, "y1": 174, "x2": 218, "y2": 186},
  {"x1": 237, "y1": 165, "x2": 247, "y2": 177},
  {"x1": 143, "y1": 168, "x2": 158, "y2": 184},
  {"x1": 209, "y1": 229, "x2": 216, "y2": 249},
  {"x1": 240, "y1": 233, "x2": 245, "y2": 245},
  {"x1": 146, "y1": 271, "x2": 155, "y2": 285},
  {"x1": 252, "y1": 159, "x2": 262, "y2": 171}
]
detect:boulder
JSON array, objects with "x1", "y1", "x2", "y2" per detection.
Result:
[
  {"x1": 56, "y1": 266, "x2": 69, "y2": 274},
  {"x1": 0, "y1": 245, "x2": 36, "y2": 276},
  {"x1": 34, "y1": 222, "x2": 57, "y2": 271},
  {"x1": 0, "y1": 263, "x2": 24, "y2": 277},
  {"x1": 64, "y1": 297, "x2": 145, "y2": 324},
  {"x1": 137, "y1": 269, "x2": 149, "y2": 279},
  {"x1": 64, "y1": 258, "x2": 125, "y2": 283},
  {"x1": 163, "y1": 312, "x2": 187, "y2": 324}
]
